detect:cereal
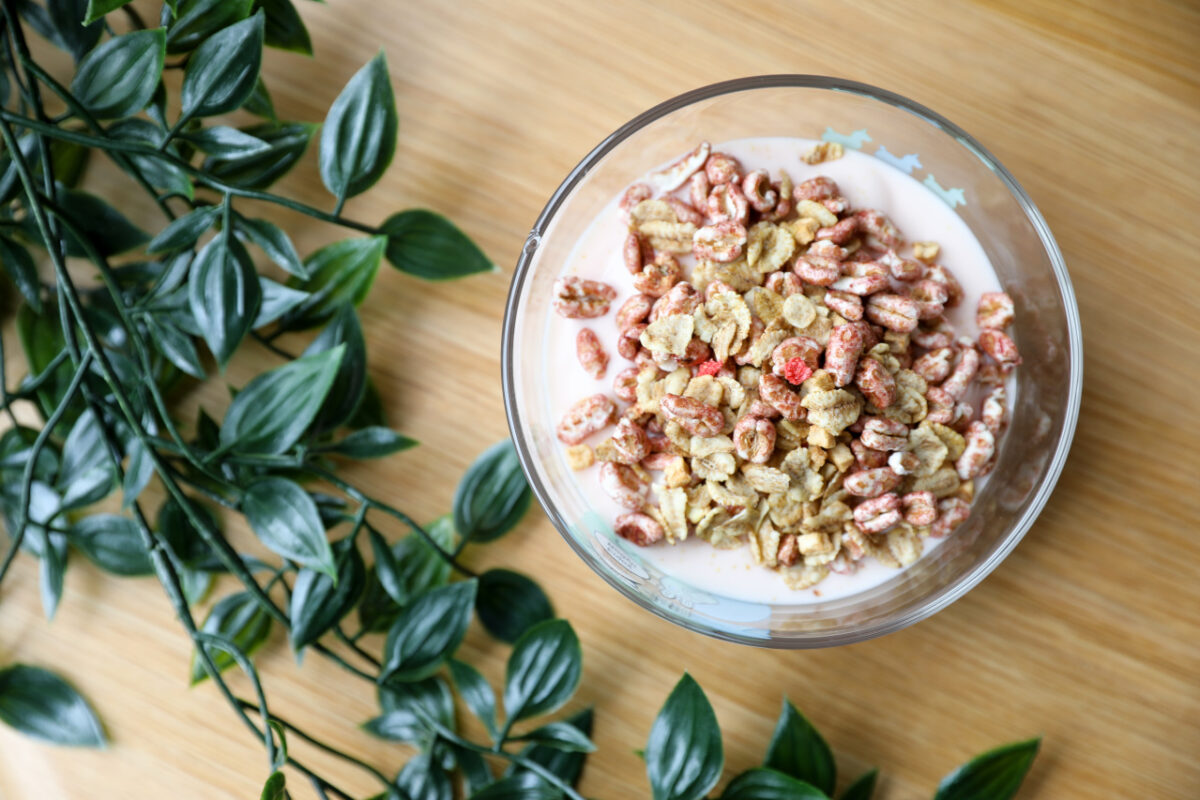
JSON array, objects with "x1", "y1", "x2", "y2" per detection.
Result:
[{"x1": 554, "y1": 140, "x2": 1019, "y2": 593}]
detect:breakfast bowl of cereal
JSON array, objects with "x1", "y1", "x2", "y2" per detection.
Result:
[{"x1": 502, "y1": 76, "x2": 1082, "y2": 647}]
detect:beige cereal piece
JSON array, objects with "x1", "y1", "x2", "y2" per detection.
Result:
[
  {"x1": 638, "y1": 219, "x2": 697, "y2": 253},
  {"x1": 716, "y1": 376, "x2": 746, "y2": 408},
  {"x1": 784, "y1": 217, "x2": 820, "y2": 246},
  {"x1": 800, "y1": 388, "x2": 863, "y2": 435},
  {"x1": 745, "y1": 221, "x2": 796, "y2": 273},
  {"x1": 780, "y1": 448, "x2": 825, "y2": 501},
  {"x1": 829, "y1": 443, "x2": 855, "y2": 472},
  {"x1": 909, "y1": 422, "x2": 950, "y2": 477},
  {"x1": 658, "y1": 487, "x2": 690, "y2": 543},
  {"x1": 744, "y1": 286, "x2": 785, "y2": 326},
  {"x1": 907, "y1": 466, "x2": 962, "y2": 498},
  {"x1": 912, "y1": 241, "x2": 940, "y2": 262},
  {"x1": 782, "y1": 293, "x2": 817, "y2": 329},
  {"x1": 663, "y1": 456, "x2": 690, "y2": 489},
  {"x1": 640, "y1": 313, "x2": 694, "y2": 357},
  {"x1": 565, "y1": 444, "x2": 594, "y2": 471},
  {"x1": 690, "y1": 435, "x2": 735, "y2": 457},
  {"x1": 743, "y1": 464, "x2": 791, "y2": 494},
  {"x1": 879, "y1": 370, "x2": 928, "y2": 424},
  {"x1": 692, "y1": 452, "x2": 737, "y2": 481},
  {"x1": 683, "y1": 375, "x2": 724, "y2": 407},
  {"x1": 797, "y1": 199, "x2": 838, "y2": 227},
  {"x1": 807, "y1": 426, "x2": 837, "y2": 449},
  {"x1": 802, "y1": 141, "x2": 845, "y2": 164},
  {"x1": 929, "y1": 421, "x2": 967, "y2": 460},
  {"x1": 887, "y1": 523, "x2": 923, "y2": 566}
]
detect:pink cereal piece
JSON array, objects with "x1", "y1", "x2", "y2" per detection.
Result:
[
  {"x1": 660, "y1": 394, "x2": 724, "y2": 437},
  {"x1": 825, "y1": 323, "x2": 865, "y2": 387},
  {"x1": 978, "y1": 329, "x2": 1022, "y2": 366},
  {"x1": 733, "y1": 318, "x2": 766, "y2": 365},
  {"x1": 822, "y1": 196, "x2": 850, "y2": 215},
  {"x1": 912, "y1": 347, "x2": 954, "y2": 384},
  {"x1": 852, "y1": 439, "x2": 888, "y2": 470},
  {"x1": 759, "y1": 374, "x2": 806, "y2": 422},
  {"x1": 696, "y1": 359, "x2": 724, "y2": 377},
  {"x1": 977, "y1": 291, "x2": 1015, "y2": 330},
  {"x1": 599, "y1": 462, "x2": 647, "y2": 509},
  {"x1": 641, "y1": 451, "x2": 677, "y2": 470},
  {"x1": 766, "y1": 271, "x2": 803, "y2": 296},
  {"x1": 855, "y1": 357, "x2": 897, "y2": 408},
  {"x1": 824, "y1": 289, "x2": 864, "y2": 320},
  {"x1": 982, "y1": 386, "x2": 1007, "y2": 434},
  {"x1": 926, "y1": 264, "x2": 964, "y2": 308},
  {"x1": 614, "y1": 512, "x2": 663, "y2": 546},
  {"x1": 794, "y1": 176, "x2": 841, "y2": 202},
  {"x1": 930, "y1": 497, "x2": 970, "y2": 538},
  {"x1": 860, "y1": 417, "x2": 907, "y2": 450},
  {"x1": 618, "y1": 183, "x2": 652, "y2": 218},
  {"x1": 853, "y1": 492, "x2": 902, "y2": 534},
  {"x1": 950, "y1": 401, "x2": 973, "y2": 433},
  {"x1": 908, "y1": 279, "x2": 949, "y2": 320},
  {"x1": 816, "y1": 216, "x2": 860, "y2": 245},
  {"x1": 771, "y1": 336, "x2": 822, "y2": 376},
  {"x1": 911, "y1": 325, "x2": 955, "y2": 350},
  {"x1": 764, "y1": 180, "x2": 793, "y2": 221},
  {"x1": 616, "y1": 293, "x2": 654, "y2": 331},
  {"x1": 854, "y1": 209, "x2": 902, "y2": 248},
  {"x1": 576, "y1": 328, "x2": 608, "y2": 379},
  {"x1": 649, "y1": 142, "x2": 710, "y2": 192},
  {"x1": 704, "y1": 152, "x2": 742, "y2": 185},
  {"x1": 940, "y1": 345, "x2": 980, "y2": 399},
  {"x1": 611, "y1": 417, "x2": 651, "y2": 464},
  {"x1": 706, "y1": 182, "x2": 750, "y2": 225},
  {"x1": 704, "y1": 279, "x2": 739, "y2": 301},
  {"x1": 878, "y1": 249, "x2": 926, "y2": 282},
  {"x1": 808, "y1": 239, "x2": 848, "y2": 261},
  {"x1": 632, "y1": 253, "x2": 682, "y2": 297},
  {"x1": 901, "y1": 491, "x2": 938, "y2": 526},
  {"x1": 689, "y1": 171, "x2": 710, "y2": 212},
  {"x1": 742, "y1": 170, "x2": 778, "y2": 212},
  {"x1": 745, "y1": 397, "x2": 782, "y2": 420},
  {"x1": 733, "y1": 415, "x2": 777, "y2": 464},
  {"x1": 678, "y1": 338, "x2": 712, "y2": 367},
  {"x1": 618, "y1": 324, "x2": 646, "y2": 360},
  {"x1": 925, "y1": 386, "x2": 956, "y2": 424},
  {"x1": 793, "y1": 254, "x2": 842, "y2": 286},
  {"x1": 777, "y1": 534, "x2": 800, "y2": 567},
  {"x1": 553, "y1": 277, "x2": 617, "y2": 319},
  {"x1": 864, "y1": 293, "x2": 920, "y2": 332},
  {"x1": 783, "y1": 358, "x2": 813, "y2": 385},
  {"x1": 557, "y1": 394, "x2": 617, "y2": 445},
  {"x1": 955, "y1": 420, "x2": 995, "y2": 480},
  {"x1": 831, "y1": 268, "x2": 890, "y2": 297},
  {"x1": 975, "y1": 361, "x2": 1013, "y2": 388},
  {"x1": 634, "y1": 347, "x2": 658, "y2": 372},
  {"x1": 844, "y1": 467, "x2": 902, "y2": 498},
  {"x1": 666, "y1": 197, "x2": 706, "y2": 227},
  {"x1": 613, "y1": 366, "x2": 639, "y2": 402},
  {"x1": 888, "y1": 451, "x2": 920, "y2": 475},
  {"x1": 693, "y1": 220, "x2": 747, "y2": 262},
  {"x1": 650, "y1": 281, "x2": 700, "y2": 322},
  {"x1": 623, "y1": 231, "x2": 645, "y2": 274}
]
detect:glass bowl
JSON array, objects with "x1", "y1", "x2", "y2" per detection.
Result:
[{"x1": 501, "y1": 76, "x2": 1082, "y2": 648}]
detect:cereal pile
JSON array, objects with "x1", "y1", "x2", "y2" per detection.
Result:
[{"x1": 552, "y1": 141, "x2": 1020, "y2": 590}]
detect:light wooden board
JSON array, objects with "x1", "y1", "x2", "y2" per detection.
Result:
[{"x1": 1, "y1": 0, "x2": 1198, "y2": 797}]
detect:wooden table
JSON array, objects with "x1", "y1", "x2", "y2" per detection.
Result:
[{"x1": 1, "y1": 1, "x2": 1198, "y2": 797}]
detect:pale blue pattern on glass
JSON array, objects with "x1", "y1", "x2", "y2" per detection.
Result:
[
  {"x1": 922, "y1": 174, "x2": 967, "y2": 208},
  {"x1": 820, "y1": 126, "x2": 871, "y2": 150},
  {"x1": 873, "y1": 145, "x2": 922, "y2": 174}
]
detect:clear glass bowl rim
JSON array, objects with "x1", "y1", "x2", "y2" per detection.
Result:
[{"x1": 501, "y1": 74, "x2": 1084, "y2": 648}]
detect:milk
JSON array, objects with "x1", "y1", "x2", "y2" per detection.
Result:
[{"x1": 543, "y1": 138, "x2": 1008, "y2": 604}]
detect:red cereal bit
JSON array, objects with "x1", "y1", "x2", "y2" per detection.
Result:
[
  {"x1": 733, "y1": 317, "x2": 767, "y2": 366},
  {"x1": 808, "y1": 239, "x2": 848, "y2": 261},
  {"x1": 615, "y1": 293, "x2": 654, "y2": 331},
  {"x1": 855, "y1": 357, "x2": 897, "y2": 408},
  {"x1": 794, "y1": 175, "x2": 841, "y2": 202},
  {"x1": 660, "y1": 394, "x2": 724, "y2": 437},
  {"x1": 864, "y1": 293, "x2": 920, "y2": 332},
  {"x1": 978, "y1": 329, "x2": 1022, "y2": 366},
  {"x1": 977, "y1": 291, "x2": 1015, "y2": 330},
  {"x1": 888, "y1": 451, "x2": 920, "y2": 475},
  {"x1": 611, "y1": 417, "x2": 651, "y2": 464},
  {"x1": 641, "y1": 452, "x2": 676, "y2": 470},
  {"x1": 911, "y1": 324, "x2": 955, "y2": 350},
  {"x1": 689, "y1": 171, "x2": 710, "y2": 212},
  {"x1": 623, "y1": 231, "x2": 649, "y2": 274},
  {"x1": 732, "y1": 415, "x2": 776, "y2": 464},
  {"x1": 940, "y1": 345, "x2": 981, "y2": 399},
  {"x1": 925, "y1": 263, "x2": 964, "y2": 307},
  {"x1": 925, "y1": 386, "x2": 956, "y2": 424},
  {"x1": 744, "y1": 398, "x2": 782, "y2": 420},
  {"x1": 553, "y1": 277, "x2": 617, "y2": 319},
  {"x1": 599, "y1": 462, "x2": 647, "y2": 509},
  {"x1": 742, "y1": 170, "x2": 778, "y2": 212},
  {"x1": 666, "y1": 197, "x2": 706, "y2": 227},
  {"x1": 614, "y1": 512, "x2": 663, "y2": 546},
  {"x1": 704, "y1": 151, "x2": 742, "y2": 185},
  {"x1": 793, "y1": 254, "x2": 842, "y2": 286},
  {"x1": 908, "y1": 279, "x2": 949, "y2": 320},
  {"x1": 853, "y1": 492, "x2": 902, "y2": 534},
  {"x1": 759, "y1": 374, "x2": 806, "y2": 422},
  {"x1": 576, "y1": 328, "x2": 608, "y2": 379},
  {"x1": 825, "y1": 323, "x2": 866, "y2": 387},
  {"x1": 693, "y1": 219, "x2": 747, "y2": 263},
  {"x1": 843, "y1": 467, "x2": 902, "y2": 498},
  {"x1": 982, "y1": 386, "x2": 1007, "y2": 434},
  {"x1": 705, "y1": 183, "x2": 750, "y2": 226},
  {"x1": 784, "y1": 357, "x2": 813, "y2": 385},
  {"x1": 930, "y1": 497, "x2": 970, "y2": 538},
  {"x1": 912, "y1": 347, "x2": 954, "y2": 384},
  {"x1": 772, "y1": 336, "x2": 821, "y2": 375},
  {"x1": 853, "y1": 209, "x2": 903, "y2": 248},
  {"x1": 704, "y1": 279, "x2": 739, "y2": 301},
  {"x1": 764, "y1": 178, "x2": 793, "y2": 222},
  {"x1": 613, "y1": 366, "x2": 639, "y2": 402},
  {"x1": 557, "y1": 394, "x2": 617, "y2": 445},
  {"x1": 860, "y1": 417, "x2": 907, "y2": 450},
  {"x1": 815, "y1": 216, "x2": 860, "y2": 245},
  {"x1": 696, "y1": 360, "x2": 724, "y2": 377},
  {"x1": 901, "y1": 491, "x2": 938, "y2": 526}
]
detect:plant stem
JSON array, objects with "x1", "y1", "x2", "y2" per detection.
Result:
[
  {"x1": 334, "y1": 625, "x2": 381, "y2": 669},
  {"x1": 427, "y1": 721, "x2": 588, "y2": 800}
]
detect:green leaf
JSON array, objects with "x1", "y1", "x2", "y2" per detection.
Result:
[
  {"x1": 382, "y1": 210, "x2": 493, "y2": 281},
  {"x1": 303, "y1": 304, "x2": 366, "y2": 433},
  {"x1": 181, "y1": 126, "x2": 272, "y2": 158},
  {"x1": 288, "y1": 536, "x2": 365, "y2": 652},
  {"x1": 252, "y1": 277, "x2": 309, "y2": 329},
  {"x1": 396, "y1": 751, "x2": 451, "y2": 800},
  {"x1": 454, "y1": 747, "x2": 494, "y2": 795},
  {"x1": 57, "y1": 409, "x2": 115, "y2": 508},
  {"x1": 188, "y1": 234, "x2": 262, "y2": 366},
  {"x1": 190, "y1": 591, "x2": 273, "y2": 684},
  {"x1": 260, "y1": 771, "x2": 286, "y2": 800},
  {"x1": 447, "y1": 658, "x2": 498, "y2": 741},
  {"x1": 504, "y1": 707, "x2": 594, "y2": 792},
  {"x1": 178, "y1": 566, "x2": 214, "y2": 606},
  {"x1": 720, "y1": 768, "x2": 828, "y2": 800},
  {"x1": 934, "y1": 738, "x2": 1041, "y2": 800},
  {"x1": 38, "y1": 532, "x2": 68, "y2": 620},
  {"x1": 21, "y1": 0, "x2": 102, "y2": 62},
  {"x1": 48, "y1": 136, "x2": 91, "y2": 189},
  {"x1": 144, "y1": 313, "x2": 206, "y2": 379},
  {"x1": 156, "y1": 498, "x2": 221, "y2": 569},
  {"x1": 257, "y1": 0, "x2": 312, "y2": 54},
  {"x1": 646, "y1": 673, "x2": 723, "y2": 800},
  {"x1": 367, "y1": 676, "x2": 454, "y2": 745},
  {"x1": 324, "y1": 427, "x2": 416, "y2": 459},
  {"x1": 166, "y1": 0, "x2": 253, "y2": 53},
  {"x1": 106, "y1": 119, "x2": 194, "y2": 200},
  {"x1": 70, "y1": 514, "x2": 154, "y2": 576},
  {"x1": 346, "y1": 377, "x2": 386, "y2": 430},
  {"x1": 241, "y1": 478, "x2": 335, "y2": 578},
  {"x1": 369, "y1": 516, "x2": 453, "y2": 607},
  {"x1": 83, "y1": 0, "x2": 133, "y2": 24},
  {"x1": 503, "y1": 619, "x2": 581, "y2": 725},
  {"x1": 476, "y1": 568, "x2": 553, "y2": 645},
  {"x1": 453, "y1": 439, "x2": 532, "y2": 543},
  {"x1": 55, "y1": 188, "x2": 150, "y2": 258},
  {"x1": 380, "y1": 580, "x2": 477, "y2": 683},
  {"x1": 0, "y1": 665, "x2": 105, "y2": 747},
  {"x1": 513, "y1": 721, "x2": 595, "y2": 753},
  {"x1": 244, "y1": 78, "x2": 276, "y2": 120},
  {"x1": 15, "y1": 303, "x2": 75, "y2": 422},
  {"x1": 356, "y1": 568, "x2": 402, "y2": 635},
  {"x1": 203, "y1": 121, "x2": 315, "y2": 190},
  {"x1": 838, "y1": 769, "x2": 877, "y2": 800},
  {"x1": 282, "y1": 236, "x2": 385, "y2": 329},
  {"x1": 468, "y1": 778, "x2": 560, "y2": 800},
  {"x1": 763, "y1": 699, "x2": 835, "y2": 795},
  {"x1": 122, "y1": 437, "x2": 156, "y2": 508},
  {"x1": 0, "y1": 235, "x2": 41, "y2": 312},
  {"x1": 219, "y1": 345, "x2": 344, "y2": 454},
  {"x1": 180, "y1": 12, "x2": 264, "y2": 119},
  {"x1": 236, "y1": 215, "x2": 305, "y2": 277},
  {"x1": 146, "y1": 205, "x2": 220, "y2": 254},
  {"x1": 0, "y1": 481, "x2": 61, "y2": 556},
  {"x1": 71, "y1": 29, "x2": 165, "y2": 119},
  {"x1": 0, "y1": 427, "x2": 59, "y2": 484},
  {"x1": 319, "y1": 52, "x2": 397, "y2": 203}
]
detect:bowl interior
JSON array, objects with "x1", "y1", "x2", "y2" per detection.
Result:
[{"x1": 503, "y1": 77, "x2": 1081, "y2": 647}]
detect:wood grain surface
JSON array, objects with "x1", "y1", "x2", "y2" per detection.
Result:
[{"x1": 1, "y1": 1, "x2": 1198, "y2": 798}]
